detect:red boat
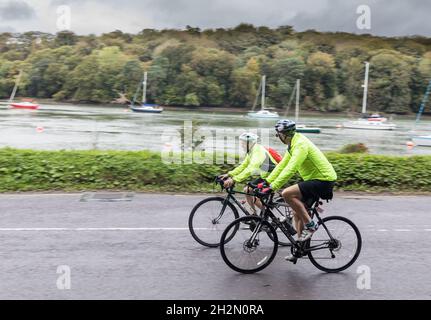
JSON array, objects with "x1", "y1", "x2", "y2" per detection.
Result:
[{"x1": 10, "y1": 101, "x2": 40, "y2": 110}]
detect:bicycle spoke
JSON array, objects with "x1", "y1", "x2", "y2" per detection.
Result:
[
  {"x1": 221, "y1": 217, "x2": 278, "y2": 273},
  {"x1": 308, "y1": 217, "x2": 361, "y2": 272},
  {"x1": 190, "y1": 198, "x2": 238, "y2": 247}
]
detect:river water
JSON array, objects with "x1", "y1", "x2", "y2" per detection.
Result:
[{"x1": 1, "y1": 103, "x2": 430, "y2": 156}]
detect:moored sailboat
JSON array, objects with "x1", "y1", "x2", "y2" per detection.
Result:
[
  {"x1": 343, "y1": 62, "x2": 396, "y2": 131},
  {"x1": 411, "y1": 79, "x2": 431, "y2": 147},
  {"x1": 247, "y1": 76, "x2": 279, "y2": 119},
  {"x1": 130, "y1": 72, "x2": 164, "y2": 114},
  {"x1": 8, "y1": 71, "x2": 40, "y2": 110}
]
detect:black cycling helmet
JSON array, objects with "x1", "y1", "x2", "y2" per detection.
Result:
[{"x1": 275, "y1": 119, "x2": 296, "y2": 136}]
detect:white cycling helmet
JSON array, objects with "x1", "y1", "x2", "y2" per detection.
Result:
[
  {"x1": 239, "y1": 132, "x2": 259, "y2": 153},
  {"x1": 239, "y1": 132, "x2": 259, "y2": 143}
]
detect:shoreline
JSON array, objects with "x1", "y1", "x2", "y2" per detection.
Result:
[{"x1": 2, "y1": 98, "x2": 430, "y2": 119}]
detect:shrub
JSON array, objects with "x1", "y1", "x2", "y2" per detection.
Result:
[
  {"x1": 338, "y1": 143, "x2": 369, "y2": 154},
  {"x1": 0, "y1": 148, "x2": 429, "y2": 193}
]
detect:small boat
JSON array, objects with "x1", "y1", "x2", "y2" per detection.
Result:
[
  {"x1": 248, "y1": 109, "x2": 279, "y2": 118},
  {"x1": 7, "y1": 71, "x2": 40, "y2": 110},
  {"x1": 247, "y1": 75, "x2": 279, "y2": 119},
  {"x1": 412, "y1": 135, "x2": 431, "y2": 147},
  {"x1": 296, "y1": 124, "x2": 321, "y2": 134},
  {"x1": 365, "y1": 113, "x2": 387, "y2": 122},
  {"x1": 343, "y1": 62, "x2": 396, "y2": 131},
  {"x1": 130, "y1": 104, "x2": 163, "y2": 114},
  {"x1": 343, "y1": 119, "x2": 397, "y2": 131},
  {"x1": 10, "y1": 101, "x2": 40, "y2": 110},
  {"x1": 130, "y1": 72, "x2": 164, "y2": 114}
]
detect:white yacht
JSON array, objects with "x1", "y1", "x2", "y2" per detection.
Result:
[
  {"x1": 247, "y1": 75, "x2": 279, "y2": 119},
  {"x1": 343, "y1": 62, "x2": 397, "y2": 131}
]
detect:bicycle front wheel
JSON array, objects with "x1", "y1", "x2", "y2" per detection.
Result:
[
  {"x1": 220, "y1": 216, "x2": 278, "y2": 274},
  {"x1": 189, "y1": 197, "x2": 239, "y2": 248},
  {"x1": 307, "y1": 216, "x2": 362, "y2": 273}
]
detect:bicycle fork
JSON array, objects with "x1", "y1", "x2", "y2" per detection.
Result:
[{"x1": 212, "y1": 199, "x2": 230, "y2": 224}]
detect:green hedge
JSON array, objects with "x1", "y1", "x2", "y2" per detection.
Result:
[{"x1": 0, "y1": 148, "x2": 430, "y2": 193}]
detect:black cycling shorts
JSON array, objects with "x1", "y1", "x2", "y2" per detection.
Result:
[{"x1": 298, "y1": 180, "x2": 335, "y2": 204}]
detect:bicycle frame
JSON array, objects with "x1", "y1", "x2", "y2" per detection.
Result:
[
  {"x1": 214, "y1": 187, "x2": 290, "y2": 224},
  {"x1": 213, "y1": 188, "x2": 255, "y2": 223},
  {"x1": 249, "y1": 193, "x2": 338, "y2": 256}
]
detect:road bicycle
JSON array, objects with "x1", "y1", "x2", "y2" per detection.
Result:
[
  {"x1": 189, "y1": 177, "x2": 294, "y2": 248},
  {"x1": 220, "y1": 190, "x2": 362, "y2": 274}
]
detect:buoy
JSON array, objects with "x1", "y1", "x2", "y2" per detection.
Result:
[
  {"x1": 36, "y1": 126, "x2": 44, "y2": 133},
  {"x1": 336, "y1": 124, "x2": 343, "y2": 129},
  {"x1": 406, "y1": 141, "x2": 415, "y2": 150}
]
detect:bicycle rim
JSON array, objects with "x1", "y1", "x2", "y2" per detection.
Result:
[
  {"x1": 220, "y1": 216, "x2": 278, "y2": 274},
  {"x1": 189, "y1": 197, "x2": 239, "y2": 248},
  {"x1": 307, "y1": 216, "x2": 362, "y2": 273}
]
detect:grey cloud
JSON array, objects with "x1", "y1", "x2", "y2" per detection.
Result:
[
  {"x1": 289, "y1": 0, "x2": 431, "y2": 36},
  {"x1": 0, "y1": 25, "x2": 16, "y2": 32},
  {"x1": 0, "y1": 0, "x2": 36, "y2": 21}
]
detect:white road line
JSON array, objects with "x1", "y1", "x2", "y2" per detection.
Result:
[
  {"x1": 0, "y1": 227, "x2": 429, "y2": 233},
  {"x1": 0, "y1": 227, "x2": 204, "y2": 232}
]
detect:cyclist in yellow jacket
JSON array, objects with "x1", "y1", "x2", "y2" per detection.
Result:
[
  {"x1": 220, "y1": 133, "x2": 278, "y2": 214},
  {"x1": 260, "y1": 120, "x2": 337, "y2": 257}
]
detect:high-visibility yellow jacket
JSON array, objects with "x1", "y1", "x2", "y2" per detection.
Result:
[
  {"x1": 228, "y1": 144, "x2": 277, "y2": 183},
  {"x1": 267, "y1": 133, "x2": 337, "y2": 190}
]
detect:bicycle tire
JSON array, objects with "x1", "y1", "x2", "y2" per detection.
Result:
[
  {"x1": 307, "y1": 216, "x2": 362, "y2": 273},
  {"x1": 220, "y1": 216, "x2": 278, "y2": 274},
  {"x1": 189, "y1": 197, "x2": 240, "y2": 248}
]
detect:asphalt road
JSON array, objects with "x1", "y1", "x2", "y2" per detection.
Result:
[{"x1": 0, "y1": 192, "x2": 430, "y2": 300}]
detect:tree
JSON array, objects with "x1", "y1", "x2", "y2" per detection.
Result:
[
  {"x1": 368, "y1": 51, "x2": 414, "y2": 113},
  {"x1": 54, "y1": 31, "x2": 78, "y2": 47},
  {"x1": 329, "y1": 94, "x2": 348, "y2": 112},
  {"x1": 62, "y1": 46, "x2": 129, "y2": 102},
  {"x1": 185, "y1": 93, "x2": 200, "y2": 106},
  {"x1": 1, "y1": 26, "x2": 430, "y2": 112},
  {"x1": 265, "y1": 56, "x2": 305, "y2": 107},
  {"x1": 303, "y1": 51, "x2": 337, "y2": 110},
  {"x1": 339, "y1": 57, "x2": 366, "y2": 112},
  {"x1": 117, "y1": 60, "x2": 144, "y2": 100}
]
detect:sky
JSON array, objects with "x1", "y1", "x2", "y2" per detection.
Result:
[{"x1": 0, "y1": 0, "x2": 430, "y2": 37}]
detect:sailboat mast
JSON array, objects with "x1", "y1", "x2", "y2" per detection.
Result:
[
  {"x1": 261, "y1": 75, "x2": 266, "y2": 110},
  {"x1": 142, "y1": 72, "x2": 148, "y2": 105},
  {"x1": 8, "y1": 70, "x2": 22, "y2": 104},
  {"x1": 362, "y1": 62, "x2": 370, "y2": 115},
  {"x1": 295, "y1": 79, "x2": 300, "y2": 123},
  {"x1": 415, "y1": 79, "x2": 431, "y2": 128}
]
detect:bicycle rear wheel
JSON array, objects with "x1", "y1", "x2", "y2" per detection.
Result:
[
  {"x1": 189, "y1": 197, "x2": 239, "y2": 248},
  {"x1": 307, "y1": 216, "x2": 362, "y2": 273},
  {"x1": 220, "y1": 216, "x2": 278, "y2": 274}
]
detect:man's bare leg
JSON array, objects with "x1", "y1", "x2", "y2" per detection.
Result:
[
  {"x1": 244, "y1": 187, "x2": 263, "y2": 215},
  {"x1": 292, "y1": 215, "x2": 304, "y2": 237},
  {"x1": 282, "y1": 185, "x2": 311, "y2": 226}
]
